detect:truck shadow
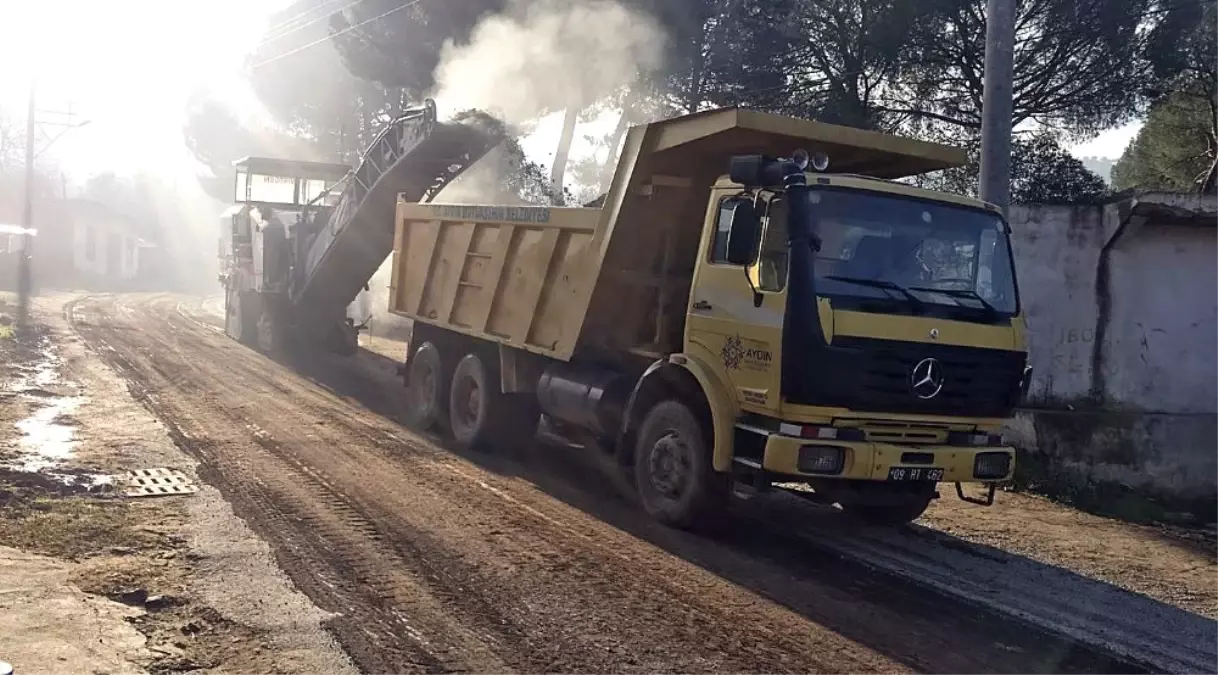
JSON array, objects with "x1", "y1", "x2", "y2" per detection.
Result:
[{"x1": 282, "y1": 345, "x2": 1209, "y2": 675}]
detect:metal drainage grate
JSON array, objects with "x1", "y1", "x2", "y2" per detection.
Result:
[{"x1": 121, "y1": 468, "x2": 199, "y2": 498}]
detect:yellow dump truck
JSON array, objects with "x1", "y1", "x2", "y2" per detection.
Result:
[{"x1": 389, "y1": 106, "x2": 1031, "y2": 528}]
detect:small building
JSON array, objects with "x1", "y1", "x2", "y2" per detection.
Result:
[{"x1": 54, "y1": 199, "x2": 157, "y2": 289}]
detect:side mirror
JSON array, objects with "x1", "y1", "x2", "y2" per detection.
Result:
[{"x1": 725, "y1": 202, "x2": 759, "y2": 265}]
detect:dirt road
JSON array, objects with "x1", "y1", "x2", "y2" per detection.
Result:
[{"x1": 61, "y1": 293, "x2": 1185, "y2": 674}]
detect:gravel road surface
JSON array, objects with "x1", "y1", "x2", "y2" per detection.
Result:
[{"x1": 62, "y1": 292, "x2": 1180, "y2": 674}]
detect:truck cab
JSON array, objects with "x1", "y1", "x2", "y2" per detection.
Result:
[{"x1": 685, "y1": 163, "x2": 1028, "y2": 523}]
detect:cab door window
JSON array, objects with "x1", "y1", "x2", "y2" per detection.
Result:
[{"x1": 709, "y1": 196, "x2": 759, "y2": 266}]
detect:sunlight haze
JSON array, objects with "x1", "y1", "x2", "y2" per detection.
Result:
[
  {"x1": 0, "y1": 0, "x2": 289, "y2": 179},
  {"x1": 0, "y1": 0, "x2": 1143, "y2": 186}
]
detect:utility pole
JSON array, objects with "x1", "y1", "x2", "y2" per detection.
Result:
[
  {"x1": 978, "y1": 0, "x2": 1017, "y2": 214},
  {"x1": 15, "y1": 79, "x2": 37, "y2": 333}
]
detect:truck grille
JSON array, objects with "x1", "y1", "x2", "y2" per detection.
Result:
[{"x1": 810, "y1": 336, "x2": 1026, "y2": 418}]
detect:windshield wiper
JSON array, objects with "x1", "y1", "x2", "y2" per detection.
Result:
[
  {"x1": 822, "y1": 275, "x2": 925, "y2": 306},
  {"x1": 908, "y1": 286, "x2": 999, "y2": 314}
]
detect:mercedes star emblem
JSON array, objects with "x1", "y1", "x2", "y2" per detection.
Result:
[{"x1": 910, "y1": 357, "x2": 945, "y2": 399}]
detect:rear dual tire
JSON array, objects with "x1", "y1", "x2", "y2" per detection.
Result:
[
  {"x1": 448, "y1": 353, "x2": 538, "y2": 452},
  {"x1": 405, "y1": 342, "x2": 447, "y2": 431},
  {"x1": 403, "y1": 342, "x2": 538, "y2": 451}
]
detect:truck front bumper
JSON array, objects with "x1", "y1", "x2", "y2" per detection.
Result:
[{"x1": 755, "y1": 432, "x2": 1015, "y2": 483}]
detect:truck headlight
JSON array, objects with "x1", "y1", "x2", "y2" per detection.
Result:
[
  {"x1": 798, "y1": 445, "x2": 845, "y2": 474},
  {"x1": 973, "y1": 452, "x2": 1012, "y2": 479}
]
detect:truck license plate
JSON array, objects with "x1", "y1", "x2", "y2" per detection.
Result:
[{"x1": 887, "y1": 467, "x2": 944, "y2": 482}]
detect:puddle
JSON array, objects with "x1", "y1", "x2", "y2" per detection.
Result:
[
  {"x1": 13, "y1": 395, "x2": 84, "y2": 472},
  {"x1": 4, "y1": 337, "x2": 88, "y2": 476}
]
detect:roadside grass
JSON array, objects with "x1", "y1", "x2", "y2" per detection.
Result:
[{"x1": 0, "y1": 491, "x2": 158, "y2": 560}]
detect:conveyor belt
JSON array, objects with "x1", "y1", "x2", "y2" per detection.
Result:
[{"x1": 293, "y1": 100, "x2": 503, "y2": 315}]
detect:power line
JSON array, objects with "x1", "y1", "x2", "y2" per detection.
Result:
[
  {"x1": 261, "y1": 0, "x2": 344, "y2": 42},
  {"x1": 251, "y1": 0, "x2": 422, "y2": 69},
  {"x1": 257, "y1": 0, "x2": 366, "y2": 48}
]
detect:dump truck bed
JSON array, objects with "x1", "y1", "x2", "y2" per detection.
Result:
[
  {"x1": 391, "y1": 203, "x2": 602, "y2": 359},
  {"x1": 389, "y1": 106, "x2": 966, "y2": 363}
]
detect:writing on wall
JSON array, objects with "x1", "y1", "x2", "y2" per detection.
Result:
[{"x1": 1026, "y1": 317, "x2": 1096, "y2": 378}]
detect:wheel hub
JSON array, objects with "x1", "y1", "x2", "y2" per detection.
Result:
[
  {"x1": 648, "y1": 431, "x2": 691, "y2": 498},
  {"x1": 257, "y1": 313, "x2": 275, "y2": 350},
  {"x1": 465, "y1": 381, "x2": 481, "y2": 422},
  {"x1": 411, "y1": 363, "x2": 436, "y2": 408}
]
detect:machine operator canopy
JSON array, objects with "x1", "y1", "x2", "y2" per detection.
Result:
[{"x1": 232, "y1": 156, "x2": 352, "y2": 207}]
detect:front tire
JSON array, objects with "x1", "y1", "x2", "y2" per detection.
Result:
[
  {"x1": 224, "y1": 289, "x2": 243, "y2": 341},
  {"x1": 448, "y1": 352, "x2": 538, "y2": 452},
  {"x1": 633, "y1": 400, "x2": 728, "y2": 529},
  {"x1": 225, "y1": 290, "x2": 258, "y2": 346},
  {"x1": 256, "y1": 309, "x2": 283, "y2": 353}
]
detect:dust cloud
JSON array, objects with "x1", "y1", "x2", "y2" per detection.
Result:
[
  {"x1": 358, "y1": 0, "x2": 669, "y2": 338},
  {"x1": 430, "y1": 0, "x2": 666, "y2": 126}
]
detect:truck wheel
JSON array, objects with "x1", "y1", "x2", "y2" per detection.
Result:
[
  {"x1": 633, "y1": 400, "x2": 728, "y2": 529},
  {"x1": 845, "y1": 486, "x2": 935, "y2": 526},
  {"x1": 448, "y1": 353, "x2": 537, "y2": 452},
  {"x1": 224, "y1": 290, "x2": 244, "y2": 342},
  {"x1": 405, "y1": 342, "x2": 446, "y2": 431},
  {"x1": 226, "y1": 290, "x2": 258, "y2": 346},
  {"x1": 256, "y1": 310, "x2": 282, "y2": 353}
]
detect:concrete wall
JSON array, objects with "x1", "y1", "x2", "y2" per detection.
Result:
[
  {"x1": 1011, "y1": 204, "x2": 1113, "y2": 403},
  {"x1": 1007, "y1": 194, "x2": 1217, "y2": 518},
  {"x1": 1105, "y1": 224, "x2": 1218, "y2": 413}
]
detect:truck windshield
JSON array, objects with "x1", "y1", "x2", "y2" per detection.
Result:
[{"x1": 808, "y1": 187, "x2": 1018, "y2": 316}]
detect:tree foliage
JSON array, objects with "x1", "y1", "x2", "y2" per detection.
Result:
[
  {"x1": 1010, "y1": 135, "x2": 1110, "y2": 203},
  {"x1": 181, "y1": 92, "x2": 320, "y2": 203},
  {"x1": 1130, "y1": 0, "x2": 1218, "y2": 188},
  {"x1": 915, "y1": 135, "x2": 1109, "y2": 204},
  {"x1": 778, "y1": 0, "x2": 949, "y2": 128},
  {"x1": 891, "y1": 0, "x2": 1152, "y2": 137},
  {"x1": 187, "y1": 0, "x2": 1207, "y2": 205},
  {"x1": 1112, "y1": 92, "x2": 1216, "y2": 192},
  {"x1": 329, "y1": 0, "x2": 506, "y2": 97}
]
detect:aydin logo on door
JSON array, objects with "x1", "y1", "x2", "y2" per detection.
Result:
[
  {"x1": 722, "y1": 335, "x2": 746, "y2": 370},
  {"x1": 721, "y1": 335, "x2": 773, "y2": 372}
]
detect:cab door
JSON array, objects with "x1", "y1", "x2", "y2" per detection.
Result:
[{"x1": 685, "y1": 189, "x2": 788, "y2": 415}]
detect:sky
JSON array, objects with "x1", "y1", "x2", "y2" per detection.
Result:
[
  {"x1": 0, "y1": 0, "x2": 287, "y2": 182},
  {"x1": 0, "y1": 0, "x2": 1140, "y2": 194}
]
